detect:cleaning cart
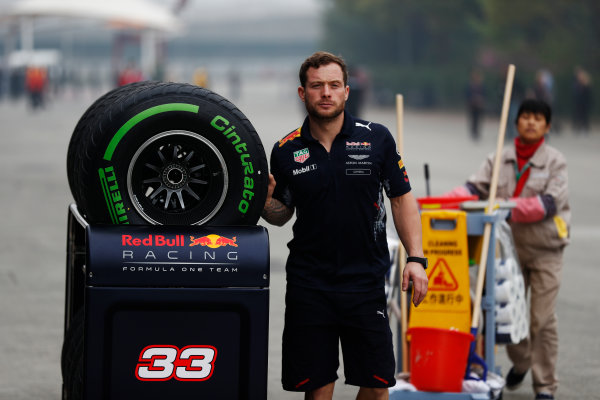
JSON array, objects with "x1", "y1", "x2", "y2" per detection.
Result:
[{"x1": 390, "y1": 206, "x2": 517, "y2": 400}]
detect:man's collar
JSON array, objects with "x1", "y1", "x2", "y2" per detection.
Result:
[
  {"x1": 300, "y1": 112, "x2": 354, "y2": 142},
  {"x1": 340, "y1": 112, "x2": 354, "y2": 137}
]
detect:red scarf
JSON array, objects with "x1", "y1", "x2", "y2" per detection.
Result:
[{"x1": 513, "y1": 137, "x2": 544, "y2": 197}]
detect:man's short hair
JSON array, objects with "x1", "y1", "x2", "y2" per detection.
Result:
[
  {"x1": 299, "y1": 51, "x2": 348, "y2": 88},
  {"x1": 516, "y1": 99, "x2": 552, "y2": 124}
]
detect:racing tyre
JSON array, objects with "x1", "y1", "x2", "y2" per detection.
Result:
[{"x1": 67, "y1": 81, "x2": 268, "y2": 225}]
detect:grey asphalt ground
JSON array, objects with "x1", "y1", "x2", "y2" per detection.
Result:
[{"x1": 0, "y1": 77, "x2": 598, "y2": 400}]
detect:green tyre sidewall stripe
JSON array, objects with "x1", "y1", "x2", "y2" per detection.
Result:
[
  {"x1": 103, "y1": 103, "x2": 200, "y2": 161},
  {"x1": 100, "y1": 103, "x2": 199, "y2": 224}
]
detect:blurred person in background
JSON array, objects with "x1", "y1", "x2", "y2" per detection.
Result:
[
  {"x1": 228, "y1": 68, "x2": 241, "y2": 100},
  {"x1": 533, "y1": 69, "x2": 561, "y2": 134},
  {"x1": 118, "y1": 61, "x2": 144, "y2": 87},
  {"x1": 193, "y1": 67, "x2": 209, "y2": 88},
  {"x1": 466, "y1": 69, "x2": 486, "y2": 141},
  {"x1": 346, "y1": 66, "x2": 369, "y2": 118},
  {"x1": 506, "y1": 76, "x2": 526, "y2": 141},
  {"x1": 445, "y1": 99, "x2": 570, "y2": 400},
  {"x1": 533, "y1": 70, "x2": 554, "y2": 107},
  {"x1": 262, "y1": 51, "x2": 428, "y2": 400},
  {"x1": 572, "y1": 67, "x2": 592, "y2": 135},
  {"x1": 25, "y1": 65, "x2": 47, "y2": 109}
]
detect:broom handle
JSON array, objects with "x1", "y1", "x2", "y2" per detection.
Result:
[
  {"x1": 471, "y1": 64, "x2": 515, "y2": 329},
  {"x1": 395, "y1": 94, "x2": 409, "y2": 372},
  {"x1": 396, "y1": 94, "x2": 405, "y2": 156}
]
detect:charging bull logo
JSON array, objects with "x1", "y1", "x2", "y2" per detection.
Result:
[{"x1": 190, "y1": 235, "x2": 238, "y2": 248}]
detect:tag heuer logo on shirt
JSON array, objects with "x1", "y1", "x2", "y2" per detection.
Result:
[{"x1": 293, "y1": 148, "x2": 310, "y2": 163}]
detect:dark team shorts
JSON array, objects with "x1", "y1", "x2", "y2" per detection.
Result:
[{"x1": 281, "y1": 284, "x2": 396, "y2": 392}]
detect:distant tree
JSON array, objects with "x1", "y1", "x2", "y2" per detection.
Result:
[
  {"x1": 320, "y1": 0, "x2": 599, "y2": 113},
  {"x1": 322, "y1": 0, "x2": 483, "y2": 67},
  {"x1": 483, "y1": 0, "x2": 600, "y2": 72},
  {"x1": 482, "y1": 0, "x2": 600, "y2": 114},
  {"x1": 320, "y1": 0, "x2": 485, "y2": 107}
]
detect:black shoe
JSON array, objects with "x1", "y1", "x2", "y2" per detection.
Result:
[
  {"x1": 535, "y1": 394, "x2": 554, "y2": 400},
  {"x1": 505, "y1": 367, "x2": 527, "y2": 390}
]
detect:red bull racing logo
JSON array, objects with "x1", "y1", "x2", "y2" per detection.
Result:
[
  {"x1": 346, "y1": 141, "x2": 371, "y2": 151},
  {"x1": 190, "y1": 235, "x2": 238, "y2": 248},
  {"x1": 120, "y1": 233, "x2": 240, "y2": 266}
]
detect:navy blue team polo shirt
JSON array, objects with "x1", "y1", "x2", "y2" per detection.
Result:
[{"x1": 270, "y1": 112, "x2": 412, "y2": 292}]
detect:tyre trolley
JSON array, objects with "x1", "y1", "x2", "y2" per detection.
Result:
[{"x1": 62, "y1": 204, "x2": 270, "y2": 400}]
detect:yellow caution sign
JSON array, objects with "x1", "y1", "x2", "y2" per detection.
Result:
[{"x1": 409, "y1": 210, "x2": 471, "y2": 333}]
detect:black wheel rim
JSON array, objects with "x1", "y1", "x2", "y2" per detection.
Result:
[{"x1": 127, "y1": 130, "x2": 228, "y2": 225}]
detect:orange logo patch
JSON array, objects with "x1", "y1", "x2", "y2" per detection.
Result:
[{"x1": 279, "y1": 128, "x2": 301, "y2": 147}]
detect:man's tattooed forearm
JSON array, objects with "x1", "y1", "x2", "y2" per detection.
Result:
[{"x1": 262, "y1": 198, "x2": 293, "y2": 226}]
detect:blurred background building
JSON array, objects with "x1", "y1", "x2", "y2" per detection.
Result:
[
  {"x1": 0, "y1": 0, "x2": 598, "y2": 126},
  {"x1": 0, "y1": 0, "x2": 321, "y2": 103}
]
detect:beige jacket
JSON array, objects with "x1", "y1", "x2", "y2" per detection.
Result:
[{"x1": 468, "y1": 142, "x2": 570, "y2": 252}]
